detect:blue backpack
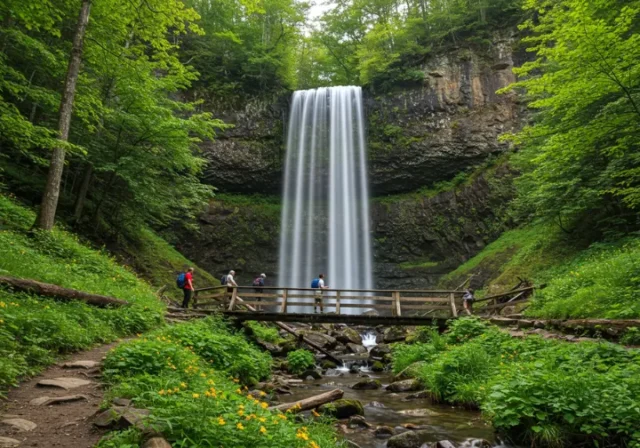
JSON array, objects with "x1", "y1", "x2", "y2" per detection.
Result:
[
  {"x1": 176, "y1": 272, "x2": 186, "y2": 288},
  {"x1": 220, "y1": 275, "x2": 227, "y2": 285},
  {"x1": 311, "y1": 278, "x2": 320, "y2": 288}
]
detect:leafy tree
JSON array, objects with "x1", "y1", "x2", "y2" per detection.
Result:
[{"x1": 502, "y1": 0, "x2": 640, "y2": 233}]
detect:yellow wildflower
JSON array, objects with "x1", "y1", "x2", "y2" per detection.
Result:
[
  {"x1": 159, "y1": 389, "x2": 166, "y2": 395},
  {"x1": 192, "y1": 393, "x2": 200, "y2": 399},
  {"x1": 236, "y1": 423, "x2": 244, "y2": 430},
  {"x1": 238, "y1": 410, "x2": 244, "y2": 417},
  {"x1": 218, "y1": 417, "x2": 226, "y2": 425},
  {"x1": 260, "y1": 402, "x2": 269, "y2": 409},
  {"x1": 236, "y1": 388, "x2": 243, "y2": 394},
  {"x1": 260, "y1": 426, "x2": 267, "y2": 434},
  {"x1": 180, "y1": 382, "x2": 187, "y2": 389},
  {"x1": 312, "y1": 410, "x2": 320, "y2": 417},
  {"x1": 258, "y1": 417, "x2": 266, "y2": 423},
  {"x1": 277, "y1": 414, "x2": 287, "y2": 420},
  {"x1": 173, "y1": 387, "x2": 179, "y2": 393},
  {"x1": 259, "y1": 391, "x2": 267, "y2": 396},
  {"x1": 233, "y1": 378, "x2": 240, "y2": 383},
  {"x1": 309, "y1": 442, "x2": 320, "y2": 448},
  {"x1": 296, "y1": 432, "x2": 309, "y2": 441}
]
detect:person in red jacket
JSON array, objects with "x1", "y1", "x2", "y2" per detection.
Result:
[{"x1": 181, "y1": 267, "x2": 195, "y2": 308}]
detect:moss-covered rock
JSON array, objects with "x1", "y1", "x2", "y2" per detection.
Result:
[
  {"x1": 319, "y1": 399, "x2": 364, "y2": 419},
  {"x1": 371, "y1": 361, "x2": 385, "y2": 372},
  {"x1": 320, "y1": 360, "x2": 337, "y2": 370}
]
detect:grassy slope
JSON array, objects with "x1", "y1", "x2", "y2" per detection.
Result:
[
  {"x1": 440, "y1": 221, "x2": 640, "y2": 319},
  {"x1": 0, "y1": 194, "x2": 213, "y2": 394}
]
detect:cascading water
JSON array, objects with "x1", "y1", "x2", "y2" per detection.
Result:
[{"x1": 278, "y1": 86, "x2": 373, "y2": 311}]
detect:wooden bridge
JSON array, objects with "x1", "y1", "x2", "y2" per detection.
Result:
[{"x1": 191, "y1": 285, "x2": 534, "y2": 325}]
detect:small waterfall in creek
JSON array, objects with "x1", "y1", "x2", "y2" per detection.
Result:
[{"x1": 278, "y1": 86, "x2": 373, "y2": 312}]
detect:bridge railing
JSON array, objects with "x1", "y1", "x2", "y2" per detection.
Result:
[{"x1": 194, "y1": 285, "x2": 467, "y2": 317}]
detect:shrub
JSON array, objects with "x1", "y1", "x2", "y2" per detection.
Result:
[
  {"x1": 100, "y1": 321, "x2": 343, "y2": 448},
  {"x1": 246, "y1": 321, "x2": 286, "y2": 344},
  {"x1": 286, "y1": 349, "x2": 315, "y2": 374},
  {"x1": 445, "y1": 316, "x2": 490, "y2": 344},
  {"x1": 391, "y1": 343, "x2": 441, "y2": 374}
]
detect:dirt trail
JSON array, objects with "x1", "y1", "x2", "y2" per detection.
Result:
[{"x1": 0, "y1": 341, "x2": 119, "y2": 448}]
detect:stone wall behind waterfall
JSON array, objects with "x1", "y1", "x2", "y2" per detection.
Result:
[{"x1": 182, "y1": 34, "x2": 525, "y2": 288}]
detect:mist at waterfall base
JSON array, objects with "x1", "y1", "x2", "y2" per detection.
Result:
[{"x1": 278, "y1": 86, "x2": 374, "y2": 312}]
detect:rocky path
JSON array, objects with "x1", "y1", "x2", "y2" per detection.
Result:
[{"x1": 0, "y1": 342, "x2": 118, "y2": 448}]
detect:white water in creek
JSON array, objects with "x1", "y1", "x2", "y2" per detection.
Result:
[{"x1": 278, "y1": 86, "x2": 373, "y2": 311}]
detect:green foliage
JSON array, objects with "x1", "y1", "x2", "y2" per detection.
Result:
[
  {"x1": 393, "y1": 322, "x2": 640, "y2": 447},
  {"x1": 502, "y1": 0, "x2": 640, "y2": 233},
  {"x1": 621, "y1": 328, "x2": 640, "y2": 346},
  {"x1": 0, "y1": 194, "x2": 163, "y2": 395},
  {"x1": 305, "y1": 0, "x2": 524, "y2": 90},
  {"x1": 286, "y1": 349, "x2": 315, "y2": 375},
  {"x1": 101, "y1": 321, "x2": 342, "y2": 448},
  {"x1": 246, "y1": 321, "x2": 286, "y2": 344},
  {"x1": 445, "y1": 316, "x2": 491, "y2": 344},
  {"x1": 391, "y1": 343, "x2": 441, "y2": 374}
]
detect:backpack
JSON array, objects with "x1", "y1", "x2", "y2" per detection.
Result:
[
  {"x1": 176, "y1": 272, "x2": 186, "y2": 289},
  {"x1": 311, "y1": 278, "x2": 320, "y2": 289},
  {"x1": 220, "y1": 275, "x2": 227, "y2": 285},
  {"x1": 253, "y1": 277, "x2": 263, "y2": 287}
]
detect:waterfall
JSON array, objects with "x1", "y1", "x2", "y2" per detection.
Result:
[{"x1": 278, "y1": 86, "x2": 373, "y2": 310}]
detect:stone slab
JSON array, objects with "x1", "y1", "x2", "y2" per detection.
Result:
[
  {"x1": 37, "y1": 377, "x2": 92, "y2": 390},
  {"x1": 29, "y1": 394, "x2": 88, "y2": 406},
  {"x1": 2, "y1": 418, "x2": 37, "y2": 431}
]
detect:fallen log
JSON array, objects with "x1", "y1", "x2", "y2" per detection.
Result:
[
  {"x1": 269, "y1": 388, "x2": 344, "y2": 413},
  {"x1": 0, "y1": 275, "x2": 128, "y2": 307}
]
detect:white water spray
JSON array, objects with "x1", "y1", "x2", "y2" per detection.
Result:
[{"x1": 278, "y1": 86, "x2": 373, "y2": 310}]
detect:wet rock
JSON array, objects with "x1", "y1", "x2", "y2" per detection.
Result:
[
  {"x1": 460, "y1": 439, "x2": 491, "y2": 448},
  {"x1": 299, "y1": 369, "x2": 322, "y2": 380},
  {"x1": 1, "y1": 418, "x2": 37, "y2": 431},
  {"x1": 300, "y1": 331, "x2": 337, "y2": 349},
  {"x1": 0, "y1": 437, "x2": 20, "y2": 447},
  {"x1": 335, "y1": 328, "x2": 362, "y2": 345},
  {"x1": 62, "y1": 360, "x2": 100, "y2": 369},
  {"x1": 351, "y1": 379, "x2": 381, "y2": 390},
  {"x1": 349, "y1": 365, "x2": 360, "y2": 374},
  {"x1": 383, "y1": 327, "x2": 407, "y2": 343},
  {"x1": 371, "y1": 361, "x2": 385, "y2": 372},
  {"x1": 29, "y1": 394, "x2": 89, "y2": 406},
  {"x1": 433, "y1": 441, "x2": 457, "y2": 448},
  {"x1": 94, "y1": 407, "x2": 150, "y2": 430},
  {"x1": 348, "y1": 415, "x2": 371, "y2": 429},
  {"x1": 387, "y1": 430, "x2": 431, "y2": 448},
  {"x1": 112, "y1": 397, "x2": 132, "y2": 407},
  {"x1": 366, "y1": 401, "x2": 386, "y2": 408},
  {"x1": 403, "y1": 391, "x2": 432, "y2": 401},
  {"x1": 370, "y1": 344, "x2": 391, "y2": 359},
  {"x1": 143, "y1": 437, "x2": 173, "y2": 448},
  {"x1": 346, "y1": 343, "x2": 367, "y2": 354},
  {"x1": 320, "y1": 360, "x2": 337, "y2": 370},
  {"x1": 386, "y1": 379, "x2": 421, "y2": 393},
  {"x1": 374, "y1": 426, "x2": 395, "y2": 438},
  {"x1": 319, "y1": 399, "x2": 364, "y2": 419},
  {"x1": 37, "y1": 377, "x2": 92, "y2": 390}
]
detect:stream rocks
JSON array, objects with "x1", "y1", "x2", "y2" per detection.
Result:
[
  {"x1": 386, "y1": 379, "x2": 422, "y2": 393},
  {"x1": 346, "y1": 343, "x2": 368, "y2": 354},
  {"x1": 319, "y1": 399, "x2": 364, "y2": 419},
  {"x1": 370, "y1": 343, "x2": 391, "y2": 359},
  {"x1": 334, "y1": 328, "x2": 362, "y2": 345},
  {"x1": 351, "y1": 379, "x2": 382, "y2": 390},
  {"x1": 386, "y1": 430, "x2": 432, "y2": 448},
  {"x1": 383, "y1": 327, "x2": 408, "y2": 343}
]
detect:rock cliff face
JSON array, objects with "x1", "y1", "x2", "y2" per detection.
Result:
[
  {"x1": 187, "y1": 36, "x2": 523, "y2": 286},
  {"x1": 201, "y1": 36, "x2": 521, "y2": 196}
]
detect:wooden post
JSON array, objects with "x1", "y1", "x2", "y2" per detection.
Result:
[
  {"x1": 228, "y1": 288, "x2": 238, "y2": 311},
  {"x1": 335, "y1": 291, "x2": 341, "y2": 314},
  {"x1": 449, "y1": 292, "x2": 458, "y2": 318},
  {"x1": 193, "y1": 289, "x2": 198, "y2": 308},
  {"x1": 281, "y1": 289, "x2": 288, "y2": 313},
  {"x1": 394, "y1": 291, "x2": 402, "y2": 317}
]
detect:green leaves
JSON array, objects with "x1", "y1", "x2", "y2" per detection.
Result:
[{"x1": 286, "y1": 349, "x2": 315, "y2": 375}]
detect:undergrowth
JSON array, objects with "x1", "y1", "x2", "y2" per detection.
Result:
[
  {"x1": 99, "y1": 317, "x2": 342, "y2": 448},
  {"x1": 392, "y1": 317, "x2": 640, "y2": 447},
  {"x1": 286, "y1": 349, "x2": 315, "y2": 375},
  {"x1": 0, "y1": 194, "x2": 164, "y2": 396}
]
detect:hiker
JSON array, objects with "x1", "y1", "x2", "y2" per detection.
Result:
[
  {"x1": 225, "y1": 270, "x2": 238, "y2": 295},
  {"x1": 253, "y1": 273, "x2": 267, "y2": 310},
  {"x1": 178, "y1": 267, "x2": 194, "y2": 308},
  {"x1": 311, "y1": 274, "x2": 328, "y2": 313},
  {"x1": 462, "y1": 288, "x2": 475, "y2": 315}
]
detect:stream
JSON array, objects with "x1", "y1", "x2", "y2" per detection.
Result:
[{"x1": 280, "y1": 330, "x2": 513, "y2": 448}]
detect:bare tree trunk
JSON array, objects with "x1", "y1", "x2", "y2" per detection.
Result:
[
  {"x1": 35, "y1": 0, "x2": 92, "y2": 230},
  {"x1": 73, "y1": 163, "x2": 93, "y2": 222},
  {"x1": 268, "y1": 389, "x2": 344, "y2": 413}
]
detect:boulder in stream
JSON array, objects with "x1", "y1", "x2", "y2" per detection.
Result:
[
  {"x1": 386, "y1": 379, "x2": 422, "y2": 392},
  {"x1": 374, "y1": 425, "x2": 395, "y2": 438},
  {"x1": 320, "y1": 360, "x2": 338, "y2": 370},
  {"x1": 301, "y1": 331, "x2": 337, "y2": 349},
  {"x1": 348, "y1": 415, "x2": 371, "y2": 429},
  {"x1": 386, "y1": 430, "x2": 431, "y2": 448},
  {"x1": 335, "y1": 327, "x2": 362, "y2": 345},
  {"x1": 351, "y1": 378, "x2": 381, "y2": 390},
  {"x1": 383, "y1": 327, "x2": 408, "y2": 343},
  {"x1": 319, "y1": 399, "x2": 364, "y2": 419},
  {"x1": 433, "y1": 441, "x2": 457, "y2": 448},
  {"x1": 371, "y1": 361, "x2": 385, "y2": 372},
  {"x1": 370, "y1": 343, "x2": 391, "y2": 359},
  {"x1": 347, "y1": 343, "x2": 368, "y2": 354}
]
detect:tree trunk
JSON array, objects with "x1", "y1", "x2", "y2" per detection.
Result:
[
  {"x1": 35, "y1": 0, "x2": 92, "y2": 230},
  {"x1": 268, "y1": 389, "x2": 344, "y2": 413},
  {"x1": 73, "y1": 163, "x2": 93, "y2": 222},
  {"x1": 0, "y1": 275, "x2": 128, "y2": 307}
]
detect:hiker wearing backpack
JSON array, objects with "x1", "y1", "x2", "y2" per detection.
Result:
[
  {"x1": 225, "y1": 270, "x2": 238, "y2": 293},
  {"x1": 462, "y1": 288, "x2": 475, "y2": 315},
  {"x1": 178, "y1": 267, "x2": 195, "y2": 308},
  {"x1": 253, "y1": 273, "x2": 266, "y2": 310},
  {"x1": 311, "y1": 274, "x2": 328, "y2": 313}
]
